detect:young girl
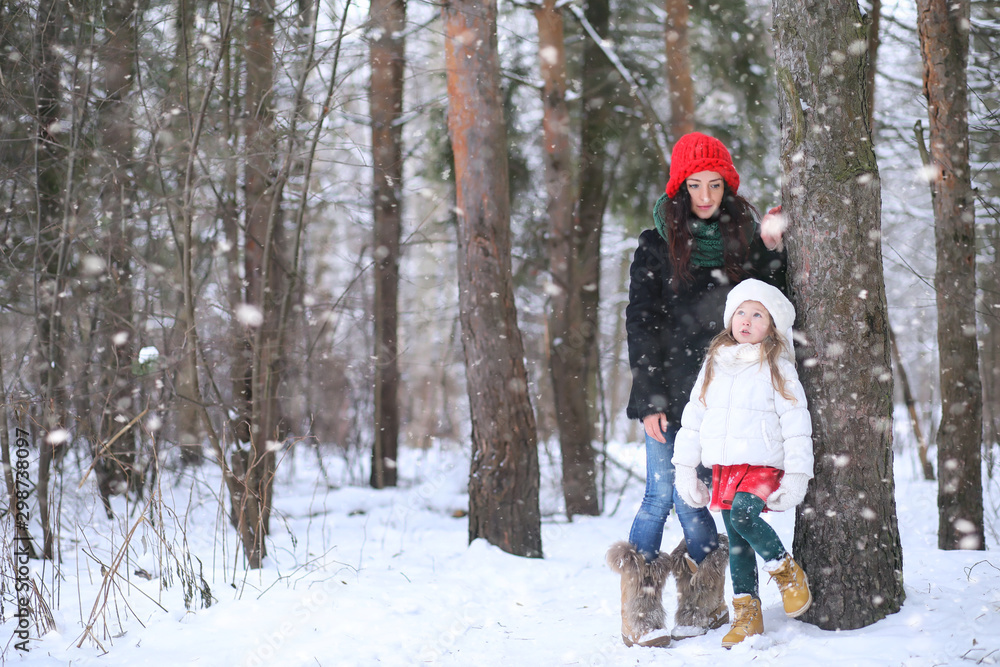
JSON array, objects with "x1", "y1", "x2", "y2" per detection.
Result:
[{"x1": 671, "y1": 278, "x2": 813, "y2": 648}]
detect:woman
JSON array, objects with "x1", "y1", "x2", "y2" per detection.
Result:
[{"x1": 607, "y1": 132, "x2": 786, "y2": 647}]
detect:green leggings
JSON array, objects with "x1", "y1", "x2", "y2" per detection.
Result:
[{"x1": 722, "y1": 492, "x2": 787, "y2": 598}]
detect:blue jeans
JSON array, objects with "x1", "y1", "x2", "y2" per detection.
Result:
[{"x1": 628, "y1": 422, "x2": 718, "y2": 563}]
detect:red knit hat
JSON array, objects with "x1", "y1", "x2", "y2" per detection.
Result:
[{"x1": 665, "y1": 132, "x2": 740, "y2": 198}]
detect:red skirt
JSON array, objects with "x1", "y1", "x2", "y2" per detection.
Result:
[{"x1": 710, "y1": 464, "x2": 784, "y2": 512}]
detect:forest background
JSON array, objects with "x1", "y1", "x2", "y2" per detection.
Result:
[{"x1": 0, "y1": 0, "x2": 998, "y2": 658}]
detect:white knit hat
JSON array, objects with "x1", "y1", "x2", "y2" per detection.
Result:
[{"x1": 723, "y1": 279, "x2": 796, "y2": 357}]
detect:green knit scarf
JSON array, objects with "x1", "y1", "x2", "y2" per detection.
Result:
[
  {"x1": 652, "y1": 192, "x2": 725, "y2": 268},
  {"x1": 652, "y1": 193, "x2": 762, "y2": 268}
]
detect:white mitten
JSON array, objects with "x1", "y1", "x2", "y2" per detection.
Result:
[
  {"x1": 766, "y1": 473, "x2": 810, "y2": 511},
  {"x1": 674, "y1": 464, "x2": 710, "y2": 508}
]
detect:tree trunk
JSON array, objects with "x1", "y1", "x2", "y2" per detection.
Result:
[
  {"x1": 608, "y1": 253, "x2": 630, "y2": 436},
  {"x1": 535, "y1": 0, "x2": 597, "y2": 518},
  {"x1": 773, "y1": 0, "x2": 905, "y2": 630},
  {"x1": 889, "y1": 329, "x2": 934, "y2": 480},
  {"x1": 556, "y1": 0, "x2": 611, "y2": 518},
  {"x1": 443, "y1": 0, "x2": 542, "y2": 558},
  {"x1": 162, "y1": 0, "x2": 263, "y2": 566},
  {"x1": 981, "y1": 220, "x2": 1000, "y2": 469},
  {"x1": 0, "y1": 360, "x2": 37, "y2": 559},
  {"x1": 866, "y1": 1, "x2": 932, "y2": 480},
  {"x1": 213, "y1": 0, "x2": 248, "y2": 450},
  {"x1": 167, "y1": 0, "x2": 205, "y2": 466},
  {"x1": 33, "y1": 0, "x2": 69, "y2": 561},
  {"x1": 865, "y1": 0, "x2": 881, "y2": 129},
  {"x1": 241, "y1": 0, "x2": 283, "y2": 564},
  {"x1": 664, "y1": 0, "x2": 694, "y2": 141},
  {"x1": 370, "y1": 0, "x2": 405, "y2": 489},
  {"x1": 94, "y1": 0, "x2": 138, "y2": 516},
  {"x1": 970, "y1": 3, "x2": 1000, "y2": 472},
  {"x1": 916, "y1": 0, "x2": 984, "y2": 550}
]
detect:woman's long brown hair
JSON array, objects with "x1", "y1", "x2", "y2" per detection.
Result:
[
  {"x1": 656, "y1": 185, "x2": 759, "y2": 292},
  {"x1": 698, "y1": 315, "x2": 796, "y2": 405}
]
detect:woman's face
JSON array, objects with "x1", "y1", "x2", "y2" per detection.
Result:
[{"x1": 685, "y1": 170, "x2": 724, "y2": 220}]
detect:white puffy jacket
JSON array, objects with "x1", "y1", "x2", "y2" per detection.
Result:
[{"x1": 671, "y1": 343, "x2": 814, "y2": 477}]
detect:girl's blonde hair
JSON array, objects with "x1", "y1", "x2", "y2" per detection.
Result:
[{"x1": 699, "y1": 315, "x2": 796, "y2": 405}]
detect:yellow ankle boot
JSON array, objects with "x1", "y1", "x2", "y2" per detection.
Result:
[
  {"x1": 721, "y1": 594, "x2": 763, "y2": 648},
  {"x1": 764, "y1": 554, "x2": 812, "y2": 618}
]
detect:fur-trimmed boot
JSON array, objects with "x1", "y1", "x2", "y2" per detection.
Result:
[
  {"x1": 668, "y1": 534, "x2": 730, "y2": 639},
  {"x1": 606, "y1": 541, "x2": 672, "y2": 647}
]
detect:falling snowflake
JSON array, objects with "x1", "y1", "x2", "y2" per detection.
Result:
[
  {"x1": 236, "y1": 303, "x2": 264, "y2": 327},
  {"x1": 46, "y1": 429, "x2": 70, "y2": 445}
]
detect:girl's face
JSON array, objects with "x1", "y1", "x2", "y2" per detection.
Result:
[
  {"x1": 685, "y1": 170, "x2": 725, "y2": 219},
  {"x1": 731, "y1": 300, "x2": 772, "y2": 345}
]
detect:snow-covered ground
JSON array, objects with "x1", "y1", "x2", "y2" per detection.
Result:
[{"x1": 3, "y1": 440, "x2": 998, "y2": 666}]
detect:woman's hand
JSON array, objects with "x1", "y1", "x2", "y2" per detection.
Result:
[
  {"x1": 642, "y1": 413, "x2": 668, "y2": 443},
  {"x1": 761, "y1": 205, "x2": 786, "y2": 252}
]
